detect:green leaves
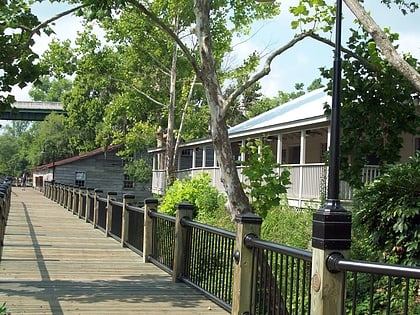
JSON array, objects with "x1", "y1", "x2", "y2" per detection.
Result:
[
  {"x1": 320, "y1": 27, "x2": 419, "y2": 188},
  {"x1": 289, "y1": 0, "x2": 335, "y2": 33},
  {"x1": 239, "y1": 138, "x2": 291, "y2": 218},
  {"x1": 354, "y1": 153, "x2": 420, "y2": 265}
]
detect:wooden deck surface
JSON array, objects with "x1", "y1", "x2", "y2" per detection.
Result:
[{"x1": 0, "y1": 188, "x2": 229, "y2": 314}]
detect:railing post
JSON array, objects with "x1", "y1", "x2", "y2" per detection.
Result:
[
  {"x1": 93, "y1": 189, "x2": 103, "y2": 228},
  {"x1": 143, "y1": 198, "x2": 158, "y2": 263},
  {"x1": 78, "y1": 187, "x2": 84, "y2": 218},
  {"x1": 172, "y1": 202, "x2": 194, "y2": 282},
  {"x1": 121, "y1": 194, "x2": 135, "y2": 247},
  {"x1": 72, "y1": 186, "x2": 79, "y2": 214},
  {"x1": 85, "y1": 188, "x2": 93, "y2": 223},
  {"x1": 311, "y1": 202, "x2": 351, "y2": 314},
  {"x1": 67, "y1": 185, "x2": 73, "y2": 210},
  {"x1": 231, "y1": 212, "x2": 262, "y2": 315},
  {"x1": 106, "y1": 192, "x2": 117, "y2": 236}
]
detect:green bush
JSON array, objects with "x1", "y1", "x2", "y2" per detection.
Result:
[
  {"x1": 353, "y1": 152, "x2": 420, "y2": 265},
  {"x1": 159, "y1": 172, "x2": 227, "y2": 221},
  {"x1": 261, "y1": 198, "x2": 314, "y2": 249}
]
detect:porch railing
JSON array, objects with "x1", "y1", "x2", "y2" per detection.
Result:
[
  {"x1": 151, "y1": 164, "x2": 381, "y2": 206},
  {"x1": 42, "y1": 181, "x2": 419, "y2": 315}
]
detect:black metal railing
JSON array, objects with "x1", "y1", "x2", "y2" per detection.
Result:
[
  {"x1": 125, "y1": 204, "x2": 144, "y2": 254},
  {"x1": 327, "y1": 253, "x2": 420, "y2": 315},
  {"x1": 245, "y1": 235, "x2": 312, "y2": 315},
  {"x1": 181, "y1": 218, "x2": 236, "y2": 311},
  {"x1": 41, "y1": 181, "x2": 420, "y2": 315},
  {"x1": 96, "y1": 196, "x2": 107, "y2": 231},
  {"x1": 148, "y1": 211, "x2": 175, "y2": 273},
  {"x1": 109, "y1": 199, "x2": 123, "y2": 240}
]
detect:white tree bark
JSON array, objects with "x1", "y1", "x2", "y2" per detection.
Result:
[
  {"x1": 344, "y1": 0, "x2": 420, "y2": 92},
  {"x1": 194, "y1": 0, "x2": 252, "y2": 215}
]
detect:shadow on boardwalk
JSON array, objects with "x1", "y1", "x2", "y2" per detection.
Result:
[{"x1": 0, "y1": 188, "x2": 228, "y2": 315}]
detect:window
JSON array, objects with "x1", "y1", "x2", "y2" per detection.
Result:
[
  {"x1": 123, "y1": 174, "x2": 134, "y2": 189},
  {"x1": 289, "y1": 146, "x2": 301, "y2": 164},
  {"x1": 205, "y1": 147, "x2": 215, "y2": 167},
  {"x1": 415, "y1": 137, "x2": 420, "y2": 153},
  {"x1": 75, "y1": 172, "x2": 86, "y2": 187}
]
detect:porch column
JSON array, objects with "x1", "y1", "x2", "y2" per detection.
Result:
[
  {"x1": 298, "y1": 130, "x2": 307, "y2": 207},
  {"x1": 192, "y1": 147, "x2": 196, "y2": 169},
  {"x1": 276, "y1": 134, "x2": 283, "y2": 164}
]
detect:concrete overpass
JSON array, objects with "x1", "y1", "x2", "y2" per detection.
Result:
[{"x1": 0, "y1": 101, "x2": 65, "y2": 121}]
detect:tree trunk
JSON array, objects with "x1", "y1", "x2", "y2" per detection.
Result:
[
  {"x1": 194, "y1": 0, "x2": 252, "y2": 216},
  {"x1": 344, "y1": 0, "x2": 420, "y2": 92},
  {"x1": 165, "y1": 16, "x2": 180, "y2": 187}
]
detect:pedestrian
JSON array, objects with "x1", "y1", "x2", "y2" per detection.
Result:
[{"x1": 21, "y1": 172, "x2": 27, "y2": 190}]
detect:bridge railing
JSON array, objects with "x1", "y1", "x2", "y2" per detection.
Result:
[
  {"x1": 0, "y1": 180, "x2": 12, "y2": 261},
  {"x1": 42, "y1": 181, "x2": 420, "y2": 315}
]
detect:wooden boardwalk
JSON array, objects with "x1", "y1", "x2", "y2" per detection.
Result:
[{"x1": 0, "y1": 188, "x2": 229, "y2": 315}]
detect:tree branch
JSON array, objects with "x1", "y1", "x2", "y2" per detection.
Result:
[
  {"x1": 174, "y1": 75, "x2": 197, "y2": 158},
  {"x1": 223, "y1": 31, "x2": 312, "y2": 116},
  {"x1": 128, "y1": 1, "x2": 201, "y2": 76},
  {"x1": 344, "y1": 0, "x2": 420, "y2": 92},
  {"x1": 31, "y1": 4, "x2": 88, "y2": 36},
  {"x1": 308, "y1": 32, "x2": 380, "y2": 73},
  {"x1": 109, "y1": 77, "x2": 168, "y2": 108}
]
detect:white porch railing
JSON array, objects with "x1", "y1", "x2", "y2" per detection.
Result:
[{"x1": 151, "y1": 164, "x2": 380, "y2": 207}]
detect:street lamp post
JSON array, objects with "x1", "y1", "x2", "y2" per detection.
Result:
[{"x1": 310, "y1": 0, "x2": 352, "y2": 313}]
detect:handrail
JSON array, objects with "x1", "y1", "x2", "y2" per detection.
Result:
[
  {"x1": 244, "y1": 233, "x2": 312, "y2": 261},
  {"x1": 327, "y1": 252, "x2": 420, "y2": 278},
  {"x1": 181, "y1": 217, "x2": 235, "y2": 239},
  {"x1": 109, "y1": 199, "x2": 123, "y2": 207},
  {"x1": 148, "y1": 210, "x2": 176, "y2": 222},
  {"x1": 126, "y1": 204, "x2": 144, "y2": 213}
]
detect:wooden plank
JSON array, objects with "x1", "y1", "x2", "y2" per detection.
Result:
[{"x1": 0, "y1": 188, "x2": 229, "y2": 314}]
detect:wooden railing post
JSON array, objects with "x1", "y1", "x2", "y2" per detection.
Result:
[
  {"x1": 85, "y1": 188, "x2": 93, "y2": 223},
  {"x1": 143, "y1": 198, "x2": 158, "y2": 263},
  {"x1": 311, "y1": 201, "x2": 352, "y2": 314},
  {"x1": 231, "y1": 212, "x2": 262, "y2": 315},
  {"x1": 172, "y1": 202, "x2": 194, "y2": 282},
  {"x1": 66, "y1": 185, "x2": 72, "y2": 210},
  {"x1": 72, "y1": 186, "x2": 79, "y2": 215},
  {"x1": 93, "y1": 189, "x2": 103, "y2": 228},
  {"x1": 78, "y1": 187, "x2": 84, "y2": 218},
  {"x1": 106, "y1": 192, "x2": 117, "y2": 236},
  {"x1": 121, "y1": 194, "x2": 135, "y2": 247},
  {"x1": 55, "y1": 183, "x2": 60, "y2": 203}
]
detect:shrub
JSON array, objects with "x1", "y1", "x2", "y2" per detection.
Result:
[
  {"x1": 159, "y1": 172, "x2": 226, "y2": 220},
  {"x1": 261, "y1": 198, "x2": 314, "y2": 249},
  {"x1": 353, "y1": 153, "x2": 420, "y2": 265}
]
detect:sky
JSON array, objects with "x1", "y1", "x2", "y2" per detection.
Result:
[{"x1": 10, "y1": 0, "x2": 420, "y2": 101}]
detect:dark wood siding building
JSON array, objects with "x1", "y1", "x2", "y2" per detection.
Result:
[{"x1": 32, "y1": 145, "x2": 151, "y2": 201}]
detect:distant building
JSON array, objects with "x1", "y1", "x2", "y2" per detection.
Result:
[
  {"x1": 149, "y1": 89, "x2": 420, "y2": 207},
  {"x1": 31, "y1": 145, "x2": 151, "y2": 201}
]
